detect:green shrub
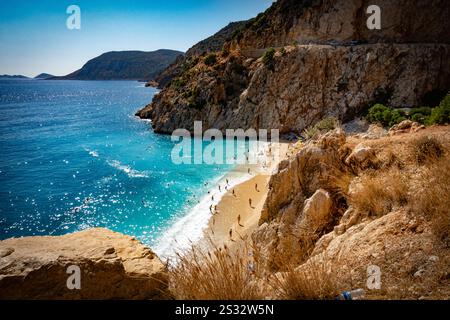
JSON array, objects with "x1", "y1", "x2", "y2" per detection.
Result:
[
  {"x1": 302, "y1": 117, "x2": 340, "y2": 140},
  {"x1": 366, "y1": 104, "x2": 406, "y2": 127},
  {"x1": 171, "y1": 77, "x2": 187, "y2": 89},
  {"x1": 262, "y1": 48, "x2": 276, "y2": 69},
  {"x1": 427, "y1": 95, "x2": 450, "y2": 125},
  {"x1": 221, "y1": 48, "x2": 230, "y2": 58},
  {"x1": 186, "y1": 87, "x2": 206, "y2": 110},
  {"x1": 204, "y1": 54, "x2": 217, "y2": 66}
]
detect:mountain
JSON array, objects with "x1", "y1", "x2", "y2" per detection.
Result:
[
  {"x1": 34, "y1": 73, "x2": 54, "y2": 80},
  {"x1": 186, "y1": 21, "x2": 248, "y2": 57},
  {"x1": 137, "y1": 0, "x2": 450, "y2": 135},
  {"x1": 150, "y1": 21, "x2": 248, "y2": 88},
  {"x1": 0, "y1": 74, "x2": 29, "y2": 79},
  {"x1": 52, "y1": 49, "x2": 183, "y2": 81}
]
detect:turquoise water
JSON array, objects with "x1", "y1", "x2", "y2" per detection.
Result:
[{"x1": 0, "y1": 79, "x2": 233, "y2": 250}]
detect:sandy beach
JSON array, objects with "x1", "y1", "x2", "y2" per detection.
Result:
[{"x1": 200, "y1": 141, "x2": 291, "y2": 250}]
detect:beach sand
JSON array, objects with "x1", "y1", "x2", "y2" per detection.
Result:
[{"x1": 200, "y1": 142, "x2": 291, "y2": 250}]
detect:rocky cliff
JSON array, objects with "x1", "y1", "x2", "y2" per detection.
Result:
[
  {"x1": 252, "y1": 125, "x2": 450, "y2": 298},
  {"x1": 137, "y1": 0, "x2": 450, "y2": 134},
  {"x1": 0, "y1": 228, "x2": 167, "y2": 299}
]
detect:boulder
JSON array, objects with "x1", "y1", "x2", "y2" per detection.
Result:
[
  {"x1": 0, "y1": 228, "x2": 168, "y2": 300},
  {"x1": 345, "y1": 144, "x2": 376, "y2": 169}
]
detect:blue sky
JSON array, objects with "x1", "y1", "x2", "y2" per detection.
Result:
[{"x1": 0, "y1": 0, "x2": 274, "y2": 77}]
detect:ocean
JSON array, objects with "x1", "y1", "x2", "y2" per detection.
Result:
[{"x1": 0, "y1": 79, "x2": 237, "y2": 258}]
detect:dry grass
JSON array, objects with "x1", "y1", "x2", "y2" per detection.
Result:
[
  {"x1": 270, "y1": 258, "x2": 340, "y2": 300},
  {"x1": 168, "y1": 244, "x2": 264, "y2": 300},
  {"x1": 412, "y1": 136, "x2": 444, "y2": 165},
  {"x1": 411, "y1": 158, "x2": 450, "y2": 246},
  {"x1": 350, "y1": 168, "x2": 409, "y2": 217}
]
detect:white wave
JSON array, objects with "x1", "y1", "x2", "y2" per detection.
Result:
[
  {"x1": 153, "y1": 171, "x2": 252, "y2": 262},
  {"x1": 83, "y1": 147, "x2": 99, "y2": 158},
  {"x1": 106, "y1": 160, "x2": 149, "y2": 178}
]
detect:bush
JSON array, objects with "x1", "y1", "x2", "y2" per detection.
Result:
[
  {"x1": 366, "y1": 104, "x2": 406, "y2": 127},
  {"x1": 427, "y1": 95, "x2": 450, "y2": 125},
  {"x1": 302, "y1": 117, "x2": 340, "y2": 140},
  {"x1": 171, "y1": 77, "x2": 187, "y2": 89},
  {"x1": 204, "y1": 53, "x2": 217, "y2": 66},
  {"x1": 262, "y1": 48, "x2": 276, "y2": 69},
  {"x1": 186, "y1": 87, "x2": 206, "y2": 110}
]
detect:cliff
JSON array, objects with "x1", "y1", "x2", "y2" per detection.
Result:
[
  {"x1": 137, "y1": 0, "x2": 450, "y2": 134},
  {"x1": 52, "y1": 50, "x2": 183, "y2": 81},
  {"x1": 249, "y1": 124, "x2": 450, "y2": 299},
  {"x1": 151, "y1": 21, "x2": 247, "y2": 89},
  {"x1": 0, "y1": 228, "x2": 168, "y2": 299}
]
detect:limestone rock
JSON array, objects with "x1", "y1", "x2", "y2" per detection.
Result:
[
  {"x1": 301, "y1": 189, "x2": 333, "y2": 231},
  {"x1": 345, "y1": 144, "x2": 376, "y2": 168},
  {"x1": 389, "y1": 120, "x2": 425, "y2": 136},
  {"x1": 0, "y1": 228, "x2": 168, "y2": 300}
]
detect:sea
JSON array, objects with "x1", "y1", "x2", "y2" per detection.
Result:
[{"x1": 0, "y1": 79, "x2": 243, "y2": 259}]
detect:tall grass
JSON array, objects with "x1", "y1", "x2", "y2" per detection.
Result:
[
  {"x1": 168, "y1": 244, "x2": 264, "y2": 300},
  {"x1": 270, "y1": 258, "x2": 340, "y2": 300},
  {"x1": 411, "y1": 158, "x2": 450, "y2": 246},
  {"x1": 350, "y1": 169, "x2": 409, "y2": 217}
]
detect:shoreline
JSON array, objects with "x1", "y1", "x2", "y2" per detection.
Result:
[
  {"x1": 199, "y1": 141, "x2": 291, "y2": 252},
  {"x1": 153, "y1": 140, "x2": 291, "y2": 260}
]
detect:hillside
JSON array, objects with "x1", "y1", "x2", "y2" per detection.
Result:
[
  {"x1": 34, "y1": 73, "x2": 54, "y2": 79},
  {"x1": 0, "y1": 74, "x2": 29, "y2": 79},
  {"x1": 53, "y1": 49, "x2": 182, "y2": 81},
  {"x1": 137, "y1": 0, "x2": 450, "y2": 134},
  {"x1": 151, "y1": 21, "x2": 247, "y2": 88}
]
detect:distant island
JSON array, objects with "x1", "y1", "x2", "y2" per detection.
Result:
[
  {"x1": 34, "y1": 73, "x2": 54, "y2": 80},
  {"x1": 0, "y1": 74, "x2": 29, "y2": 79},
  {"x1": 50, "y1": 49, "x2": 183, "y2": 81}
]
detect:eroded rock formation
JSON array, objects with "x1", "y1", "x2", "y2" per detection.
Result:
[{"x1": 0, "y1": 228, "x2": 168, "y2": 300}]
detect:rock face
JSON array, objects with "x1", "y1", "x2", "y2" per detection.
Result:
[
  {"x1": 231, "y1": 0, "x2": 450, "y2": 50},
  {"x1": 138, "y1": 0, "x2": 450, "y2": 135},
  {"x1": 0, "y1": 228, "x2": 168, "y2": 300},
  {"x1": 252, "y1": 126, "x2": 450, "y2": 298}
]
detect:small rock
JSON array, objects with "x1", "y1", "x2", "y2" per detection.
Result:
[
  {"x1": 414, "y1": 269, "x2": 426, "y2": 278},
  {"x1": 0, "y1": 247, "x2": 14, "y2": 258},
  {"x1": 345, "y1": 144, "x2": 376, "y2": 168},
  {"x1": 428, "y1": 255, "x2": 439, "y2": 263}
]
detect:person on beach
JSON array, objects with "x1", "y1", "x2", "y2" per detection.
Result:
[
  {"x1": 229, "y1": 229, "x2": 233, "y2": 240},
  {"x1": 219, "y1": 185, "x2": 221, "y2": 192},
  {"x1": 232, "y1": 189, "x2": 236, "y2": 197},
  {"x1": 249, "y1": 198, "x2": 253, "y2": 208},
  {"x1": 212, "y1": 195, "x2": 214, "y2": 201},
  {"x1": 237, "y1": 214, "x2": 244, "y2": 227},
  {"x1": 226, "y1": 179, "x2": 229, "y2": 185},
  {"x1": 255, "y1": 183, "x2": 259, "y2": 192},
  {"x1": 248, "y1": 168, "x2": 251, "y2": 174}
]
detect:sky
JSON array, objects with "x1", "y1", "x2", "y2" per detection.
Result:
[{"x1": 0, "y1": 0, "x2": 274, "y2": 77}]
